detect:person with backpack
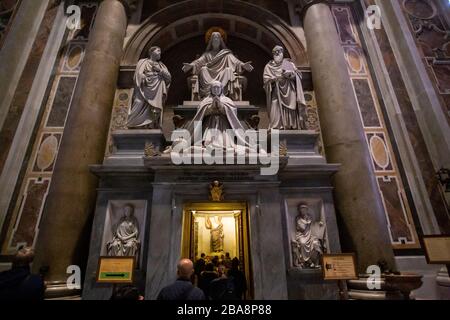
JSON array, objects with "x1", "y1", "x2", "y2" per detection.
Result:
[{"x1": 157, "y1": 259, "x2": 205, "y2": 300}]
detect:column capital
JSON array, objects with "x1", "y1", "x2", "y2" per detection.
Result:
[{"x1": 294, "y1": 0, "x2": 329, "y2": 20}]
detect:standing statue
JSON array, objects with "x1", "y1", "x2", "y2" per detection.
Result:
[
  {"x1": 182, "y1": 30, "x2": 253, "y2": 100},
  {"x1": 264, "y1": 46, "x2": 307, "y2": 130},
  {"x1": 291, "y1": 204, "x2": 325, "y2": 269},
  {"x1": 127, "y1": 46, "x2": 171, "y2": 129},
  {"x1": 205, "y1": 216, "x2": 224, "y2": 253},
  {"x1": 106, "y1": 204, "x2": 140, "y2": 258}
]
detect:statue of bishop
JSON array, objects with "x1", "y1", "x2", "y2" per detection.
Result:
[
  {"x1": 127, "y1": 46, "x2": 171, "y2": 129},
  {"x1": 264, "y1": 46, "x2": 307, "y2": 130}
]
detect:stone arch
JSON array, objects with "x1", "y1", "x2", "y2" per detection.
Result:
[{"x1": 123, "y1": 0, "x2": 308, "y2": 66}]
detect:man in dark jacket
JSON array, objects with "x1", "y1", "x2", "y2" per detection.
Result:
[
  {"x1": 227, "y1": 258, "x2": 247, "y2": 300},
  {"x1": 194, "y1": 253, "x2": 206, "y2": 278},
  {"x1": 157, "y1": 259, "x2": 205, "y2": 300},
  {"x1": 198, "y1": 262, "x2": 218, "y2": 298},
  {"x1": 0, "y1": 247, "x2": 45, "y2": 300},
  {"x1": 209, "y1": 264, "x2": 239, "y2": 300}
]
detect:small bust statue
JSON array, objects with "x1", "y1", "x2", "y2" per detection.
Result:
[
  {"x1": 106, "y1": 204, "x2": 140, "y2": 258},
  {"x1": 291, "y1": 203, "x2": 325, "y2": 269},
  {"x1": 210, "y1": 181, "x2": 224, "y2": 202}
]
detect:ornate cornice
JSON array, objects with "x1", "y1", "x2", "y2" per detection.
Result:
[{"x1": 294, "y1": 0, "x2": 329, "y2": 20}]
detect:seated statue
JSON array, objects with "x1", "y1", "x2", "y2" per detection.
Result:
[
  {"x1": 264, "y1": 46, "x2": 307, "y2": 130},
  {"x1": 182, "y1": 30, "x2": 253, "y2": 101},
  {"x1": 169, "y1": 81, "x2": 252, "y2": 154},
  {"x1": 106, "y1": 204, "x2": 140, "y2": 258},
  {"x1": 291, "y1": 203, "x2": 325, "y2": 269},
  {"x1": 127, "y1": 46, "x2": 171, "y2": 129}
]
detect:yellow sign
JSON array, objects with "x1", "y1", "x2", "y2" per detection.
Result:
[
  {"x1": 97, "y1": 257, "x2": 135, "y2": 283},
  {"x1": 322, "y1": 254, "x2": 358, "y2": 280},
  {"x1": 423, "y1": 236, "x2": 450, "y2": 264}
]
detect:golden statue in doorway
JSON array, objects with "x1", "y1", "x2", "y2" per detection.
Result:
[{"x1": 205, "y1": 216, "x2": 224, "y2": 253}]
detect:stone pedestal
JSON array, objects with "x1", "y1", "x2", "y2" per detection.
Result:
[
  {"x1": 173, "y1": 101, "x2": 259, "y2": 121},
  {"x1": 347, "y1": 273, "x2": 423, "y2": 300},
  {"x1": 275, "y1": 130, "x2": 325, "y2": 165},
  {"x1": 105, "y1": 129, "x2": 166, "y2": 166}
]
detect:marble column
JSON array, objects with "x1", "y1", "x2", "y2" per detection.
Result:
[
  {"x1": 33, "y1": 0, "x2": 129, "y2": 292},
  {"x1": 145, "y1": 185, "x2": 178, "y2": 300},
  {"x1": 297, "y1": 1, "x2": 396, "y2": 272}
]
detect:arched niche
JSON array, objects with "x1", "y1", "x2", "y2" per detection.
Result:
[{"x1": 122, "y1": 0, "x2": 308, "y2": 66}]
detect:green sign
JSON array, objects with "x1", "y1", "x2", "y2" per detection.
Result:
[{"x1": 96, "y1": 257, "x2": 135, "y2": 284}]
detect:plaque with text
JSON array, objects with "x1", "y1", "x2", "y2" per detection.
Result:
[
  {"x1": 322, "y1": 254, "x2": 358, "y2": 280},
  {"x1": 96, "y1": 257, "x2": 135, "y2": 283},
  {"x1": 423, "y1": 236, "x2": 450, "y2": 264}
]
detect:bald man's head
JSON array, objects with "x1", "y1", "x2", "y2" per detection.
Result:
[{"x1": 177, "y1": 259, "x2": 194, "y2": 280}]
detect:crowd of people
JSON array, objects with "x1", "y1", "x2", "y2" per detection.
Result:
[
  {"x1": 157, "y1": 254, "x2": 247, "y2": 301},
  {"x1": 0, "y1": 247, "x2": 247, "y2": 301}
]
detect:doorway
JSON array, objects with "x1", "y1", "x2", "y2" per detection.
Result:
[{"x1": 181, "y1": 202, "x2": 253, "y2": 299}]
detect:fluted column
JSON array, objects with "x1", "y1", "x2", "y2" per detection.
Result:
[
  {"x1": 33, "y1": 0, "x2": 129, "y2": 291},
  {"x1": 297, "y1": 1, "x2": 396, "y2": 272}
]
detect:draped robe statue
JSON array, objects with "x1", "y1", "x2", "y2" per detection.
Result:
[
  {"x1": 291, "y1": 204, "x2": 325, "y2": 269},
  {"x1": 264, "y1": 46, "x2": 307, "y2": 130},
  {"x1": 205, "y1": 216, "x2": 224, "y2": 253},
  {"x1": 170, "y1": 81, "x2": 252, "y2": 154},
  {"x1": 106, "y1": 204, "x2": 140, "y2": 258},
  {"x1": 183, "y1": 31, "x2": 253, "y2": 100},
  {"x1": 127, "y1": 46, "x2": 171, "y2": 129}
]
